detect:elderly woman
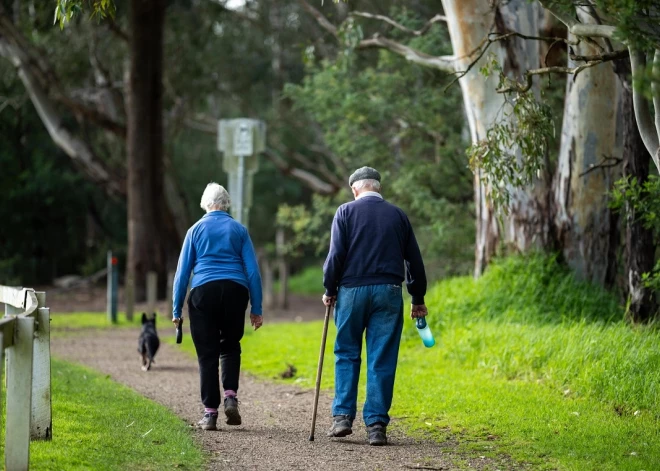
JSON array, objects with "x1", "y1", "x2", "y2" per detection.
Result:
[{"x1": 172, "y1": 182, "x2": 263, "y2": 431}]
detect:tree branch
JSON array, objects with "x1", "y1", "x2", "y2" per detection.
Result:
[
  {"x1": 540, "y1": 1, "x2": 616, "y2": 39},
  {"x1": 578, "y1": 156, "x2": 622, "y2": 178},
  {"x1": 0, "y1": 39, "x2": 125, "y2": 197},
  {"x1": 183, "y1": 116, "x2": 340, "y2": 195},
  {"x1": 264, "y1": 149, "x2": 337, "y2": 194},
  {"x1": 350, "y1": 11, "x2": 446, "y2": 37},
  {"x1": 653, "y1": 49, "x2": 660, "y2": 141},
  {"x1": 0, "y1": 8, "x2": 126, "y2": 136},
  {"x1": 570, "y1": 49, "x2": 629, "y2": 62},
  {"x1": 298, "y1": 0, "x2": 338, "y2": 39},
  {"x1": 497, "y1": 61, "x2": 608, "y2": 93},
  {"x1": 357, "y1": 34, "x2": 455, "y2": 72},
  {"x1": 630, "y1": 48, "x2": 660, "y2": 170},
  {"x1": 106, "y1": 16, "x2": 128, "y2": 42}
]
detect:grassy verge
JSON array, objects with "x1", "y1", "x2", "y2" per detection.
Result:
[
  {"x1": 218, "y1": 255, "x2": 660, "y2": 470},
  {"x1": 274, "y1": 264, "x2": 324, "y2": 296},
  {"x1": 50, "y1": 311, "x2": 141, "y2": 335},
  {"x1": 1, "y1": 358, "x2": 205, "y2": 470}
]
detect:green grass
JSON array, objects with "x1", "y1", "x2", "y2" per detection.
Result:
[
  {"x1": 50, "y1": 311, "x2": 141, "y2": 334},
  {"x1": 202, "y1": 255, "x2": 660, "y2": 470},
  {"x1": 1, "y1": 358, "x2": 205, "y2": 470},
  {"x1": 275, "y1": 264, "x2": 324, "y2": 296}
]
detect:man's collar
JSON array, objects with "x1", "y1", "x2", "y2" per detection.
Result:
[{"x1": 356, "y1": 191, "x2": 383, "y2": 200}]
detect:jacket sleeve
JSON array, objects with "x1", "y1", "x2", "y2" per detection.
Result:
[
  {"x1": 242, "y1": 229, "x2": 263, "y2": 315},
  {"x1": 403, "y1": 216, "x2": 427, "y2": 305},
  {"x1": 323, "y1": 207, "x2": 348, "y2": 297},
  {"x1": 172, "y1": 229, "x2": 195, "y2": 319}
]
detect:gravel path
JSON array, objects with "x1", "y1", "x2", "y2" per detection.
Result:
[{"x1": 52, "y1": 329, "x2": 505, "y2": 471}]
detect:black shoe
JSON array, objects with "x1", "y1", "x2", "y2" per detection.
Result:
[
  {"x1": 224, "y1": 396, "x2": 242, "y2": 425},
  {"x1": 197, "y1": 413, "x2": 218, "y2": 431},
  {"x1": 327, "y1": 415, "x2": 353, "y2": 437},
  {"x1": 367, "y1": 423, "x2": 387, "y2": 446}
]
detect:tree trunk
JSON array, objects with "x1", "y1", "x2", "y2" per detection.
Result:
[
  {"x1": 126, "y1": 0, "x2": 180, "y2": 301},
  {"x1": 441, "y1": 0, "x2": 554, "y2": 276},
  {"x1": 552, "y1": 9, "x2": 623, "y2": 286},
  {"x1": 620, "y1": 71, "x2": 657, "y2": 322}
]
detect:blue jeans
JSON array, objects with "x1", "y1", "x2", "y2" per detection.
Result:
[{"x1": 332, "y1": 284, "x2": 404, "y2": 426}]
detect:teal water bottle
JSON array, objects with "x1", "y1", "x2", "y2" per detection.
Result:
[{"x1": 416, "y1": 317, "x2": 435, "y2": 348}]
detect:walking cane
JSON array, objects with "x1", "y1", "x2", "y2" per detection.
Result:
[{"x1": 309, "y1": 303, "x2": 332, "y2": 441}]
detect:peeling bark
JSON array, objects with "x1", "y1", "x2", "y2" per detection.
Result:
[
  {"x1": 553, "y1": 9, "x2": 623, "y2": 285},
  {"x1": 442, "y1": 0, "x2": 554, "y2": 276}
]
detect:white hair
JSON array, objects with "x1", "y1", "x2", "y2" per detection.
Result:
[
  {"x1": 351, "y1": 179, "x2": 381, "y2": 192},
  {"x1": 200, "y1": 183, "x2": 231, "y2": 212}
]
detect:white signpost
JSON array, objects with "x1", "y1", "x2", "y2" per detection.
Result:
[{"x1": 217, "y1": 119, "x2": 266, "y2": 228}]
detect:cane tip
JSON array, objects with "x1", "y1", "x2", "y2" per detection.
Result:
[{"x1": 308, "y1": 435, "x2": 314, "y2": 441}]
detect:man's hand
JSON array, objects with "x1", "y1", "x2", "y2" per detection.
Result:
[
  {"x1": 322, "y1": 294, "x2": 336, "y2": 307},
  {"x1": 172, "y1": 317, "x2": 182, "y2": 326},
  {"x1": 410, "y1": 304, "x2": 428, "y2": 319},
  {"x1": 250, "y1": 313, "x2": 263, "y2": 330}
]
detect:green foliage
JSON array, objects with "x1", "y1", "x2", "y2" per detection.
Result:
[
  {"x1": 276, "y1": 192, "x2": 350, "y2": 258},
  {"x1": 0, "y1": 65, "x2": 126, "y2": 285},
  {"x1": 53, "y1": 0, "x2": 115, "y2": 29},
  {"x1": 543, "y1": 0, "x2": 660, "y2": 49},
  {"x1": 611, "y1": 175, "x2": 660, "y2": 291},
  {"x1": 467, "y1": 58, "x2": 555, "y2": 209},
  {"x1": 284, "y1": 13, "x2": 474, "y2": 278},
  {"x1": 420, "y1": 254, "x2": 623, "y2": 327},
  {"x1": 274, "y1": 264, "x2": 324, "y2": 296},
  {"x1": 218, "y1": 255, "x2": 659, "y2": 470},
  {"x1": 0, "y1": 358, "x2": 205, "y2": 470}
]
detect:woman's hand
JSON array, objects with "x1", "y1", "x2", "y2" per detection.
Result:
[{"x1": 250, "y1": 314, "x2": 263, "y2": 330}]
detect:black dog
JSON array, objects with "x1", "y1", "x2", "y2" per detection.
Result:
[{"x1": 138, "y1": 313, "x2": 160, "y2": 371}]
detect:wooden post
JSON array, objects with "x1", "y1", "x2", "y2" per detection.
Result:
[
  {"x1": 261, "y1": 252, "x2": 274, "y2": 310},
  {"x1": 0, "y1": 331, "x2": 4, "y2": 458},
  {"x1": 107, "y1": 251, "x2": 118, "y2": 324},
  {"x1": 166, "y1": 271, "x2": 174, "y2": 319},
  {"x1": 125, "y1": 272, "x2": 135, "y2": 322},
  {"x1": 6, "y1": 316, "x2": 35, "y2": 471},
  {"x1": 276, "y1": 228, "x2": 289, "y2": 309},
  {"x1": 147, "y1": 271, "x2": 158, "y2": 316},
  {"x1": 31, "y1": 291, "x2": 51, "y2": 440}
]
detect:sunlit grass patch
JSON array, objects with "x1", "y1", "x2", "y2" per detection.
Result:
[
  {"x1": 0, "y1": 359, "x2": 205, "y2": 470},
  {"x1": 222, "y1": 255, "x2": 660, "y2": 470},
  {"x1": 50, "y1": 311, "x2": 141, "y2": 335}
]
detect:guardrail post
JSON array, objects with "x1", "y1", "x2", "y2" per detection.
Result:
[
  {"x1": 0, "y1": 331, "x2": 4, "y2": 454},
  {"x1": 107, "y1": 251, "x2": 118, "y2": 324},
  {"x1": 147, "y1": 271, "x2": 158, "y2": 316},
  {"x1": 31, "y1": 291, "x2": 51, "y2": 440},
  {"x1": 6, "y1": 316, "x2": 35, "y2": 471}
]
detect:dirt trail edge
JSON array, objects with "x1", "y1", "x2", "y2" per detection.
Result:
[{"x1": 52, "y1": 329, "x2": 503, "y2": 471}]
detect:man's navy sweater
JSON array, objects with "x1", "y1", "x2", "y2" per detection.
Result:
[{"x1": 323, "y1": 194, "x2": 427, "y2": 305}]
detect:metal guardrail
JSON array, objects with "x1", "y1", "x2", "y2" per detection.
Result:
[{"x1": 0, "y1": 286, "x2": 51, "y2": 471}]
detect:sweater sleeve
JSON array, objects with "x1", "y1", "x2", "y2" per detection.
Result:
[
  {"x1": 172, "y1": 229, "x2": 195, "y2": 319},
  {"x1": 403, "y1": 217, "x2": 427, "y2": 305},
  {"x1": 323, "y1": 207, "x2": 348, "y2": 297},
  {"x1": 241, "y1": 229, "x2": 263, "y2": 315}
]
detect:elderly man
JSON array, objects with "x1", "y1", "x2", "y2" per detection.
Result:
[{"x1": 322, "y1": 166, "x2": 428, "y2": 446}]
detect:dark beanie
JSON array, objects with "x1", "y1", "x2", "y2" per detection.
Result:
[{"x1": 348, "y1": 166, "x2": 381, "y2": 187}]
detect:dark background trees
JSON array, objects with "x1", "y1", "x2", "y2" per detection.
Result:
[{"x1": 1, "y1": 0, "x2": 659, "y2": 321}]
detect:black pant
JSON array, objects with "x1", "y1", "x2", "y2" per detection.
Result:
[{"x1": 188, "y1": 279, "x2": 249, "y2": 409}]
